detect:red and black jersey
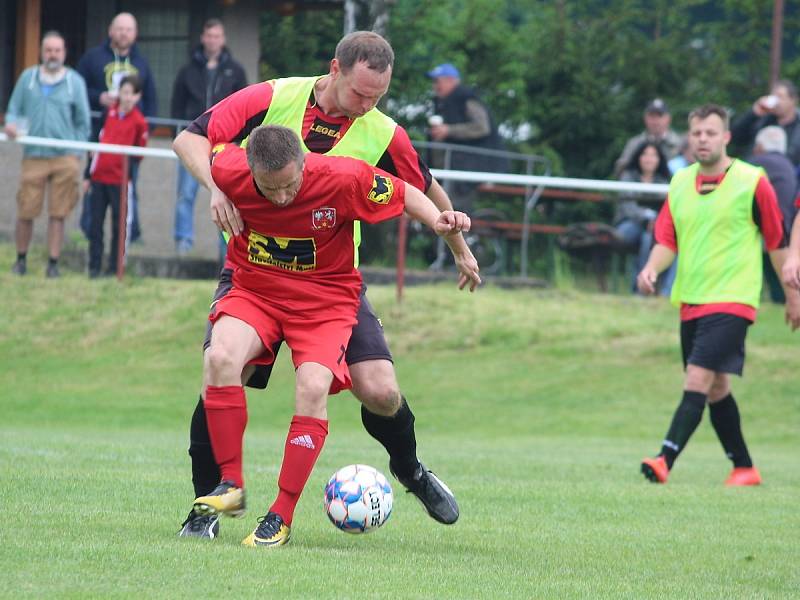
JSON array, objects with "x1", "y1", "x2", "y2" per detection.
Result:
[
  {"x1": 210, "y1": 145, "x2": 406, "y2": 310},
  {"x1": 89, "y1": 104, "x2": 148, "y2": 184},
  {"x1": 187, "y1": 79, "x2": 432, "y2": 192},
  {"x1": 654, "y1": 169, "x2": 785, "y2": 322}
]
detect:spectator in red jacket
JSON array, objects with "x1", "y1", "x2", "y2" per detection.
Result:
[{"x1": 86, "y1": 75, "x2": 148, "y2": 278}]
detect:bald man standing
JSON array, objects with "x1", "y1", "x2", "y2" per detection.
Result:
[{"x1": 77, "y1": 12, "x2": 157, "y2": 242}]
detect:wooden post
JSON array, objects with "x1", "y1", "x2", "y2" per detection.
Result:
[
  {"x1": 769, "y1": 0, "x2": 784, "y2": 87},
  {"x1": 396, "y1": 214, "x2": 407, "y2": 302},
  {"x1": 117, "y1": 156, "x2": 129, "y2": 280},
  {"x1": 15, "y1": 0, "x2": 41, "y2": 78}
]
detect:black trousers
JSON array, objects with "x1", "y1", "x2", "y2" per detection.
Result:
[{"x1": 88, "y1": 182, "x2": 122, "y2": 273}]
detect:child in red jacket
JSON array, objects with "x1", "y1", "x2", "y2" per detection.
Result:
[{"x1": 87, "y1": 75, "x2": 148, "y2": 277}]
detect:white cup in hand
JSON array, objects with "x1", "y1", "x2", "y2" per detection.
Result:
[
  {"x1": 15, "y1": 117, "x2": 29, "y2": 137},
  {"x1": 428, "y1": 115, "x2": 444, "y2": 127}
]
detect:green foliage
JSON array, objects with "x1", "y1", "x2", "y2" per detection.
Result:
[{"x1": 258, "y1": 1, "x2": 800, "y2": 178}]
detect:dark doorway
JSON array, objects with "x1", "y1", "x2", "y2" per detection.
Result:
[{"x1": 42, "y1": 0, "x2": 88, "y2": 67}]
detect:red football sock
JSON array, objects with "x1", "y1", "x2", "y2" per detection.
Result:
[
  {"x1": 269, "y1": 415, "x2": 329, "y2": 525},
  {"x1": 204, "y1": 385, "x2": 248, "y2": 489}
]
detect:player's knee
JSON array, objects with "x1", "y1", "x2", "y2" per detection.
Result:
[
  {"x1": 708, "y1": 375, "x2": 730, "y2": 403},
  {"x1": 684, "y1": 365, "x2": 715, "y2": 394},
  {"x1": 356, "y1": 385, "x2": 402, "y2": 416},
  {"x1": 204, "y1": 344, "x2": 240, "y2": 382}
]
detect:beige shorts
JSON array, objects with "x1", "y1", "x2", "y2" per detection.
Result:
[{"x1": 17, "y1": 155, "x2": 81, "y2": 219}]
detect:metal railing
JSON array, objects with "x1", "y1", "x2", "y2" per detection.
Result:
[
  {"x1": 413, "y1": 141, "x2": 552, "y2": 277},
  {"x1": 1, "y1": 132, "x2": 671, "y2": 284}
]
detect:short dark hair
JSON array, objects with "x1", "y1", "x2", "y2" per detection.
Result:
[
  {"x1": 246, "y1": 125, "x2": 305, "y2": 173},
  {"x1": 688, "y1": 104, "x2": 730, "y2": 130},
  {"x1": 119, "y1": 74, "x2": 142, "y2": 94},
  {"x1": 41, "y1": 30, "x2": 64, "y2": 45},
  {"x1": 335, "y1": 31, "x2": 394, "y2": 73},
  {"x1": 203, "y1": 18, "x2": 224, "y2": 32},
  {"x1": 774, "y1": 79, "x2": 798, "y2": 101}
]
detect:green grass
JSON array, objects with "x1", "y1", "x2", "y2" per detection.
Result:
[{"x1": 1, "y1": 249, "x2": 798, "y2": 599}]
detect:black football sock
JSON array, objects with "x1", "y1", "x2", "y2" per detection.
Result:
[
  {"x1": 660, "y1": 391, "x2": 706, "y2": 469},
  {"x1": 361, "y1": 396, "x2": 419, "y2": 478},
  {"x1": 709, "y1": 393, "x2": 753, "y2": 468},
  {"x1": 48, "y1": 257, "x2": 58, "y2": 267},
  {"x1": 17, "y1": 252, "x2": 27, "y2": 263},
  {"x1": 189, "y1": 394, "x2": 221, "y2": 497}
]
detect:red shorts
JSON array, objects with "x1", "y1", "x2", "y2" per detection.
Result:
[{"x1": 209, "y1": 288, "x2": 358, "y2": 394}]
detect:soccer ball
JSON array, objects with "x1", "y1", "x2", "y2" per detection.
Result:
[{"x1": 324, "y1": 464, "x2": 393, "y2": 533}]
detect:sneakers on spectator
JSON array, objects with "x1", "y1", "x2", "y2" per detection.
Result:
[
  {"x1": 176, "y1": 239, "x2": 192, "y2": 256},
  {"x1": 11, "y1": 259, "x2": 26, "y2": 276},
  {"x1": 46, "y1": 263, "x2": 60, "y2": 278}
]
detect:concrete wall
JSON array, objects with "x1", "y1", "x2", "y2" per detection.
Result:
[{"x1": 221, "y1": 0, "x2": 261, "y2": 84}]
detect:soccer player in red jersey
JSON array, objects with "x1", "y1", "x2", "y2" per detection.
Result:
[
  {"x1": 175, "y1": 32, "x2": 479, "y2": 538},
  {"x1": 637, "y1": 104, "x2": 800, "y2": 486},
  {"x1": 190, "y1": 125, "x2": 472, "y2": 547}
]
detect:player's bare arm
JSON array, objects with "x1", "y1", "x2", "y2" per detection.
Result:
[
  {"x1": 425, "y1": 178, "x2": 480, "y2": 291},
  {"x1": 768, "y1": 247, "x2": 800, "y2": 331},
  {"x1": 173, "y1": 129, "x2": 244, "y2": 236},
  {"x1": 781, "y1": 214, "x2": 800, "y2": 290},
  {"x1": 404, "y1": 184, "x2": 481, "y2": 291},
  {"x1": 637, "y1": 244, "x2": 676, "y2": 295}
]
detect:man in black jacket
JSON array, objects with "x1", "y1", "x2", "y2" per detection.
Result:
[
  {"x1": 731, "y1": 79, "x2": 800, "y2": 168},
  {"x1": 427, "y1": 63, "x2": 507, "y2": 213},
  {"x1": 171, "y1": 19, "x2": 247, "y2": 255}
]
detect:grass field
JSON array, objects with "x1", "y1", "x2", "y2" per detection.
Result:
[{"x1": 1, "y1": 251, "x2": 798, "y2": 599}]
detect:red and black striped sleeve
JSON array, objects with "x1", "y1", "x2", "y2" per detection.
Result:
[
  {"x1": 375, "y1": 125, "x2": 433, "y2": 193},
  {"x1": 752, "y1": 175, "x2": 787, "y2": 250},
  {"x1": 185, "y1": 81, "x2": 275, "y2": 146}
]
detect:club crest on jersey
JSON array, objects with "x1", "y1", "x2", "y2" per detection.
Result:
[
  {"x1": 368, "y1": 174, "x2": 394, "y2": 205},
  {"x1": 312, "y1": 207, "x2": 336, "y2": 230}
]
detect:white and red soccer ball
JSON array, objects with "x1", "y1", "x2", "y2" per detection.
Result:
[{"x1": 324, "y1": 464, "x2": 393, "y2": 533}]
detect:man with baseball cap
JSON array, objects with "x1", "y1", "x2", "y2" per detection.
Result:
[
  {"x1": 614, "y1": 98, "x2": 684, "y2": 177},
  {"x1": 426, "y1": 62, "x2": 507, "y2": 213}
]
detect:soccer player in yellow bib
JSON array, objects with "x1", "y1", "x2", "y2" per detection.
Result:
[{"x1": 636, "y1": 104, "x2": 800, "y2": 486}]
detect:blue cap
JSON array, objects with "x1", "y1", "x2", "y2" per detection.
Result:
[{"x1": 427, "y1": 63, "x2": 460, "y2": 79}]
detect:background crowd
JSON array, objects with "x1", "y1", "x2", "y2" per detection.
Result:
[{"x1": 2, "y1": 5, "x2": 800, "y2": 299}]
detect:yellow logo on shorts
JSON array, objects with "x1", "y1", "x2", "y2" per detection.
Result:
[
  {"x1": 248, "y1": 230, "x2": 316, "y2": 272},
  {"x1": 368, "y1": 174, "x2": 394, "y2": 205}
]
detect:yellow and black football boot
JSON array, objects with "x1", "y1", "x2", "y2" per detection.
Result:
[
  {"x1": 241, "y1": 512, "x2": 291, "y2": 548},
  {"x1": 192, "y1": 480, "x2": 246, "y2": 517}
]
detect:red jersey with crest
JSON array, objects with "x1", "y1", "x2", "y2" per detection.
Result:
[{"x1": 210, "y1": 144, "x2": 406, "y2": 311}]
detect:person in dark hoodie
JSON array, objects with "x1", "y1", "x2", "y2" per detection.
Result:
[
  {"x1": 426, "y1": 63, "x2": 507, "y2": 213},
  {"x1": 77, "y1": 12, "x2": 157, "y2": 243},
  {"x1": 171, "y1": 18, "x2": 247, "y2": 256}
]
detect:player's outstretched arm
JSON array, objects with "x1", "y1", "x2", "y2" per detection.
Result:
[
  {"x1": 405, "y1": 184, "x2": 481, "y2": 291},
  {"x1": 769, "y1": 247, "x2": 800, "y2": 331},
  {"x1": 781, "y1": 213, "x2": 800, "y2": 290},
  {"x1": 637, "y1": 244, "x2": 676, "y2": 295},
  {"x1": 173, "y1": 130, "x2": 244, "y2": 236}
]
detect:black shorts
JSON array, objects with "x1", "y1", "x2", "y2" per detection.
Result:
[
  {"x1": 203, "y1": 268, "x2": 392, "y2": 389},
  {"x1": 680, "y1": 313, "x2": 751, "y2": 376}
]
